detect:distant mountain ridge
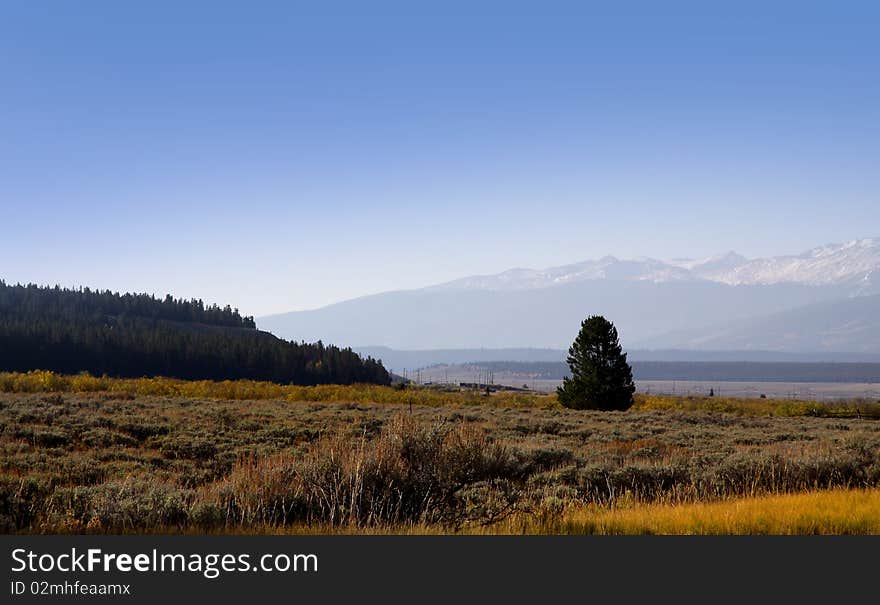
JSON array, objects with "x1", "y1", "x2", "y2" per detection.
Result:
[
  {"x1": 259, "y1": 237, "x2": 880, "y2": 353},
  {"x1": 431, "y1": 238, "x2": 880, "y2": 293}
]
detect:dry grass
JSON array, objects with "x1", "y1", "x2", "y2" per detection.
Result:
[
  {"x1": 634, "y1": 392, "x2": 880, "y2": 419},
  {"x1": 0, "y1": 370, "x2": 549, "y2": 408},
  {"x1": 2, "y1": 372, "x2": 880, "y2": 534},
  {"x1": 169, "y1": 489, "x2": 880, "y2": 536},
  {"x1": 202, "y1": 415, "x2": 526, "y2": 529},
  {"x1": 497, "y1": 488, "x2": 880, "y2": 535},
  {"x1": 3, "y1": 370, "x2": 878, "y2": 418}
]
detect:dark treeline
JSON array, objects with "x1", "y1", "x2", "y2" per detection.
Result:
[
  {"x1": 0, "y1": 281, "x2": 389, "y2": 385},
  {"x1": 467, "y1": 360, "x2": 880, "y2": 383},
  {"x1": 1, "y1": 282, "x2": 256, "y2": 328}
]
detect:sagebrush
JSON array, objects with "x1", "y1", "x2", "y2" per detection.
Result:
[{"x1": 2, "y1": 384, "x2": 880, "y2": 533}]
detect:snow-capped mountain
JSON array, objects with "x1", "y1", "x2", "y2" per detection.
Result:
[
  {"x1": 670, "y1": 251, "x2": 749, "y2": 275},
  {"x1": 259, "y1": 237, "x2": 880, "y2": 352},
  {"x1": 429, "y1": 256, "x2": 693, "y2": 291},
  {"x1": 693, "y1": 238, "x2": 880, "y2": 289},
  {"x1": 432, "y1": 238, "x2": 880, "y2": 293}
]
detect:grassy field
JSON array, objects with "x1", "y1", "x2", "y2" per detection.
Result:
[
  {"x1": 493, "y1": 489, "x2": 880, "y2": 535},
  {"x1": 1, "y1": 371, "x2": 879, "y2": 534}
]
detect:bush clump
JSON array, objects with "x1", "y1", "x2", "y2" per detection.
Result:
[
  {"x1": 214, "y1": 415, "x2": 527, "y2": 529},
  {"x1": 47, "y1": 480, "x2": 191, "y2": 532}
]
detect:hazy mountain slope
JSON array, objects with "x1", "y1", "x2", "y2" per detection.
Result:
[
  {"x1": 259, "y1": 280, "x2": 846, "y2": 350},
  {"x1": 637, "y1": 294, "x2": 880, "y2": 353},
  {"x1": 352, "y1": 347, "x2": 567, "y2": 371}
]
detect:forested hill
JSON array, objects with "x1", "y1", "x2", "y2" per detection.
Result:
[{"x1": 0, "y1": 281, "x2": 390, "y2": 385}]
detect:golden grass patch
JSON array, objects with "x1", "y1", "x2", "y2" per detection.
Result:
[{"x1": 503, "y1": 489, "x2": 880, "y2": 535}]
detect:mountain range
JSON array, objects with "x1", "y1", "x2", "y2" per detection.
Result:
[
  {"x1": 431, "y1": 238, "x2": 879, "y2": 293},
  {"x1": 259, "y1": 238, "x2": 880, "y2": 356}
]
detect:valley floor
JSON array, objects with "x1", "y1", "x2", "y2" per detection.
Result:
[
  {"x1": 530, "y1": 378, "x2": 880, "y2": 399},
  {"x1": 416, "y1": 366, "x2": 880, "y2": 400}
]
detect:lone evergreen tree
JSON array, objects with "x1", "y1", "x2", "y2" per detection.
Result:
[{"x1": 557, "y1": 315, "x2": 635, "y2": 411}]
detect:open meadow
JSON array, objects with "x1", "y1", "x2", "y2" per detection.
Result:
[{"x1": 2, "y1": 371, "x2": 880, "y2": 535}]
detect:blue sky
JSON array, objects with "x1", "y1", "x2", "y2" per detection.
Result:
[{"x1": 2, "y1": 2, "x2": 878, "y2": 315}]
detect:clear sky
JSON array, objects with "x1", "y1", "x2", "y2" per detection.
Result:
[{"x1": 2, "y1": 2, "x2": 878, "y2": 315}]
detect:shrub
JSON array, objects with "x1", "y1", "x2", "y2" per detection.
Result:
[
  {"x1": 214, "y1": 415, "x2": 527, "y2": 529},
  {"x1": 47, "y1": 480, "x2": 191, "y2": 532},
  {"x1": 0, "y1": 476, "x2": 51, "y2": 532}
]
